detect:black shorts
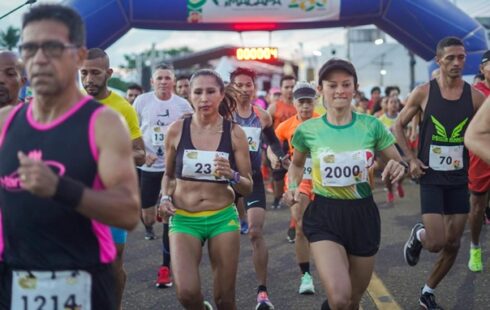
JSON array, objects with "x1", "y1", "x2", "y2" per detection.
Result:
[
  {"x1": 420, "y1": 184, "x2": 469, "y2": 214},
  {"x1": 272, "y1": 167, "x2": 287, "y2": 181},
  {"x1": 140, "y1": 170, "x2": 164, "y2": 209},
  {"x1": 302, "y1": 195, "x2": 380, "y2": 257},
  {"x1": 136, "y1": 168, "x2": 142, "y2": 187},
  {"x1": 0, "y1": 263, "x2": 116, "y2": 310},
  {"x1": 243, "y1": 172, "x2": 266, "y2": 210}
]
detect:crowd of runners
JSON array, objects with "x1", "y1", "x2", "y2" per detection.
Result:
[{"x1": 1, "y1": 3, "x2": 490, "y2": 310}]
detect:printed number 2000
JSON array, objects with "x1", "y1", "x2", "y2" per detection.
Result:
[{"x1": 324, "y1": 165, "x2": 360, "y2": 178}]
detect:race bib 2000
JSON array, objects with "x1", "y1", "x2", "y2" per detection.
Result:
[{"x1": 319, "y1": 150, "x2": 368, "y2": 187}]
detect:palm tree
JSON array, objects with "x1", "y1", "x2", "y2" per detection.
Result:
[{"x1": 0, "y1": 26, "x2": 21, "y2": 51}]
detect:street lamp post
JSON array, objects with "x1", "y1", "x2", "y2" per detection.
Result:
[{"x1": 0, "y1": 0, "x2": 37, "y2": 21}]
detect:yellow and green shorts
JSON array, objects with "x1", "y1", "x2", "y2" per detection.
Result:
[{"x1": 169, "y1": 204, "x2": 240, "y2": 243}]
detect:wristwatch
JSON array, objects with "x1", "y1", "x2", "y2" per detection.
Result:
[
  {"x1": 160, "y1": 195, "x2": 172, "y2": 203},
  {"x1": 230, "y1": 171, "x2": 241, "y2": 185}
]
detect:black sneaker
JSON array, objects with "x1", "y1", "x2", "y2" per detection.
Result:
[
  {"x1": 419, "y1": 291, "x2": 444, "y2": 309},
  {"x1": 286, "y1": 227, "x2": 296, "y2": 243},
  {"x1": 321, "y1": 299, "x2": 331, "y2": 310},
  {"x1": 403, "y1": 223, "x2": 424, "y2": 266},
  {"x1": 145, "y1": 225, "x2": 156, "y2": 240}
]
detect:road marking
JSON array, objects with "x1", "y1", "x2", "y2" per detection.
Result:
[{"x1": 366, "y1": 272, "x2": 402, "y2": 310}]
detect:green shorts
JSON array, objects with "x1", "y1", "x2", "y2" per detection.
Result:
[{"x1": 169, "y1": 204, "x2": 240, "y2": 243}]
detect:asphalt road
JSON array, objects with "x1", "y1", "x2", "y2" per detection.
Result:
[{"x1": 122, "y1": 179, "x2": 490, "y2": 309}]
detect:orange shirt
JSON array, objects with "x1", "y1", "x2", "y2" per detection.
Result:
[
  {"x1": 272, "y1": 100, "x2": 297, "y2": 129},
  {"x1": 275, "y1": 113, "x2": 320, "y2": 157}
]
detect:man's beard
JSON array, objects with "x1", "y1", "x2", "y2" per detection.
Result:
[
  {"x1": 84, "y1": 78, "x2": 107, "y2": 97},
  {"x1": 0, "y1": 86, "x2": 12, "y2": 106}
]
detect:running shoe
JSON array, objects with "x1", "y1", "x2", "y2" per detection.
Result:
[
  {"x1": 468, "y1": 247, "x2": 483, "y2": 272},
  {"x1": 419, "y1": 291, "x2": 444, "y2": 309},
  {"x1": 155, "y1": 266, "x2": 173, "y2": 288},
  {"x1": 321, "y1": 299, "x2": 331, "y2": 310},
  {"x1": 286, "y1": 227, "x2": 296, "y2": 243},
  {"x1": 298, "y1": 272, "x2": 315, "y2": 295},
  {"x1": 271, "y1": 198, "x2": 280, "y2": 209},
  {"x1": 397, "y1": 183, "x2": 405, "y2": 198},
  {"x1": 387, "y1": 191, "x2": 395, "y2": 204},
  {"x1": 240, "y1": 220, "x2": 249, "y2": 235},
  {"x1": 255, "y1": 291, "x2": 274, "y2": 310},
  {"x1": 145, "y1": 225, "x2": 156, "y2": 240},
  {"x1": 204, "y1": 301, "x2": 213, "y2": 310},
  {"x1": 265, "y1": 182, "x2": 274, "y2": 194},
  {"x1": 403, "y1": 223, "x2": 424, "y2": 266}
]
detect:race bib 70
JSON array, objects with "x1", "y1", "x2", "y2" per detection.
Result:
[{"x1": 428, "y1": 144, "x2": 463, "y2": 171}]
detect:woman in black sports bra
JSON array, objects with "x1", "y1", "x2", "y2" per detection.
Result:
[{"x1": 158, "y1": 69, "x2": 252, "y2": 310}]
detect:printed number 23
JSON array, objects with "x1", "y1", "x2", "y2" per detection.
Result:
[{"x1": 195, "y1": 163, "x2": 212, "y2": 174}]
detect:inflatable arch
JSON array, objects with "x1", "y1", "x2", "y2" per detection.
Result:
[{"x1": 64, "y1": 0, "x2": 488, "y2": 75}]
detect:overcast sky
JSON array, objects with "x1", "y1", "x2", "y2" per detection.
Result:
[{"x1": 1, "y1": 0, "x2": 488, "y2": 67}]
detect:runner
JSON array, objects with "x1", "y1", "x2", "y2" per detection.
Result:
[
  {"x1": 367, "y1": 86, "x2": 381, "y2": 114},
  {"x1": 466, "y1": 50, "x2": 490, "y2": 272},
  {"x1": 0, "y1": 50, "x2": 25, "y2": 108},
  {"x1": 159, "y1": 69, "x2": 252, "y2": 310},
  {"x1": 80, "y1": 47, "x2": 145, "y2": 310},
  {"x1": 274, "y1": 81, "x2": 319, "y2": 295},
  {"x1": 466, "y1": 96, "x2": 490, "y2": 164},
  {"x1": 267, "y1": 75, "x2": 297, "y2": 209},
  {"x1": 175, "y1": 75, "x2": 190, "y2": 101},
  {"x1": 284, "y1": 58, "x2": 405, "y2": 310},
  {"x1": 395, "y1": 37, "x2": 486, "y2": 309},
  {"x1": 0, "y1": 4, "x2": 140, "y2": 309},
  {"x1": 126, "y1": 83, "x2": 143, "y2": 105},
  {"x1": 230, "y1": 67, "x2": 288, "y2": 310},
  {"x1": 132, "y1": 63, "x2": 193, "y2": 287},
  {"x1": 378, "y1": 96, "x2": 405, "y2": 205}
]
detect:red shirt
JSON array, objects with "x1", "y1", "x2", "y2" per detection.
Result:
[{"x1": 469, "y1": 81, "x2": 490, "y2": 193}]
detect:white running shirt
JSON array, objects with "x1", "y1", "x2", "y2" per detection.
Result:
[{"x1": 134, "y1": 92, "x2": 193, "y2": 172}]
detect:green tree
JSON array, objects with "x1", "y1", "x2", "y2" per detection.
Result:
[
  {"x1": 108, "y1": 77, "x2": 128, "y2": 92},
  {"x1": 122, "y1": 54, "x2": 137, "y2": 69},
  {"x1": 0, "y1": 26, "x2": 20, "y2": 51}
]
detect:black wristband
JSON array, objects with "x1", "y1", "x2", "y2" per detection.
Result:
[
  {"x1": 399, "y1": 160, "x2": 409, "y2": 174},
  {"x1": 53, "y1": 176, "x2": 85, "y2": 210}
]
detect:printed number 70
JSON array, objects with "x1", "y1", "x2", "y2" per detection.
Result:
[{"x1": 439, "y1": 156, "x2": 452, "y2": 165}]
